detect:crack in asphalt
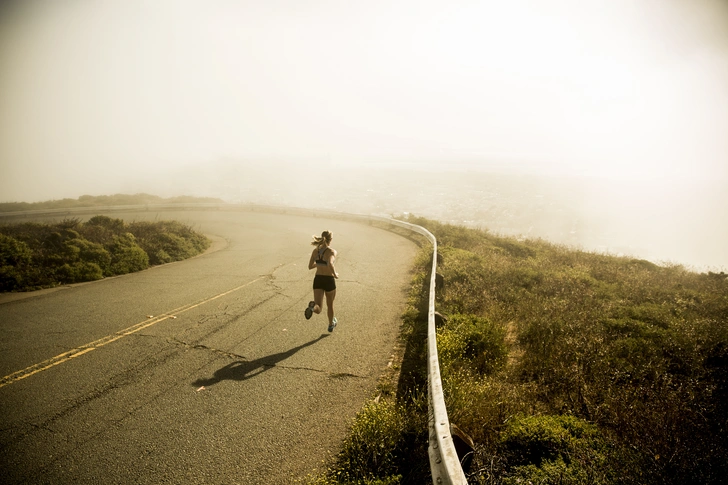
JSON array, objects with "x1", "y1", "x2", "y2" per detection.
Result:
[
  {"x1": 265, "y1": 275, "x2": 284, "y2": 293},
  {"x1": 168, "y1": 337, "x2": 247, "y2": 360},
  {"x1": 271, "y1": 364, "x2": 365, "y2": 379}
]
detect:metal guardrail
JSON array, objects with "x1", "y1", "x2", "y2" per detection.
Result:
[
  {"x1": 379, "y1": 217, "x2": 468, "y2": 485},
  {"x1": 0, "y1": 203, "x2": 469, "y2": 483}
]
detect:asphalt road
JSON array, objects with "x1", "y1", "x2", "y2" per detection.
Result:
[{"x1": 0, "y1": 210, "x2": 420, "y2": 484}]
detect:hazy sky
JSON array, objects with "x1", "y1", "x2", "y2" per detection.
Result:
[{"x1": 1, "y1": 0, "x2": 727, "y2": 199}]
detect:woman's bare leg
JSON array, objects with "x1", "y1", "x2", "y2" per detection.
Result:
[
  {"x1": 313, "y1": 289, "x2": 325, "y2": 314},
  {"x1": 325, "y1": 289, "x2": 336, "y2": 324}
]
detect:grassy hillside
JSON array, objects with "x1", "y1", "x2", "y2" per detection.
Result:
[
  {"x1": 0, "y1": 216, "x2": 210, "y2": 292},
  {"x1": 0, "y1": 193, "x2": 224, "y2": 213},
  {"x1": 310, "y1": 217, "x2": 728, "y2": 485}
]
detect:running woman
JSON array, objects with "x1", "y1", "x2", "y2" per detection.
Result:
[{"x1": 305, "y1": 230, "x2": 339, "y2": 331}]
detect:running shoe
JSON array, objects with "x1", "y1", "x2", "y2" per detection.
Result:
[
  {"x1": 328, "y1": 317, "x2": 338, "y2": 332},
  {"x1": 305, "y1": 301, "x2": 315, "y2": 320}
]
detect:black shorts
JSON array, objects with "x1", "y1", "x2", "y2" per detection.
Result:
[{"x1": 313, "y1": 275, "x2": 336, "y2": 292}]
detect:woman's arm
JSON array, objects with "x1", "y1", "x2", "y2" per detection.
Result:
[
  {"x1": 308, "y1": 249, "x2": 317, "y2": 270},
  {"x1": 329, "y1": 250, "x2": 339, "y2": 278}
]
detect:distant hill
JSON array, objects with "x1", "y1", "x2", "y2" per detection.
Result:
[{"x1": 0, "y1": 194, "x2": 225, "y2": 213}]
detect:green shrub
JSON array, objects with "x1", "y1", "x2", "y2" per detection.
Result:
[
  {"x1": 0, "y1": 233, "x2": 32, "y2": 267},
  {"x1": 437, "y1": 247, "x2": 494, "y2": 314},
  {"x1": 66, "y1": 237, "x2": 112, "y2": 274},
  {"x1": 437, "y1": 314, "x2": 507, "y2": 377},
  {"x1": 1, "y1": 215, "x2": 209, "y2": 292},
  {"x1": 493, "y1": 239, "x2": 536, "y2": 259},
  {"x1": 499, "y1": 414, "x2": 620, "y2": 485},
  {"x1": 57, "y1": 261, "x2": 104, "y2": 283},
  {"x1": 333, "y1": 399, "x2": 404, "y2": 483},
  {"x1": 152, "y1": 249, "x2": 173, "y2": 265},
  {"x1": 78, "y1": 222, "x2": 115, "y2": 246},
  {"x1": 108, "y1": 233, "x2": 149, "y2": 274},
  {"x1": 501, "y1": 414, "x2": 603, "y2": 466},
  {"x1": 0, "y1": 265, "x2": 24, "y2": 292},
  {"x1": 129, "y1": 220, "x2": 210, "y2": 265},
  {"x1": 309, "y1": 394, "x2": 431, "y2": 485},
  {"x1": 0, "y1": 233, "x2": 32, "y2": 291}
]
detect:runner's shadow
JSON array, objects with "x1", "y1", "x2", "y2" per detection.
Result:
[{"x1": 192, "y1": 334, "x2": 329, "y2": 387}]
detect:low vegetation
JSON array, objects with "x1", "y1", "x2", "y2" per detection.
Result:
[
  {"x1": 309, "y1": 216, "x2": 728, "y2": 485},
  {"x1": 0, "y1": 193, "x2": 224, "y2": 213},
  {"x1": 0, "y1": 215, "x2": 210, "y2": 292}
]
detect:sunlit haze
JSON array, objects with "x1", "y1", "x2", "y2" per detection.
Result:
[{"x1": 1, "y1": 0, "x2": 727, "y2": 270}]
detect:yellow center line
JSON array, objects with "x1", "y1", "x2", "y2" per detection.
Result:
[{"x1": 0, "y1": 277, "x2": 264, "y2": 389}]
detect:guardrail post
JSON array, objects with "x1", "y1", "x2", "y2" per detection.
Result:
[
  {"x1": 450, "y1": 423, "x2": 475, "y2": 473},
  {"x1": 434, "y1": 311, "x2": 447, "y2": 328}
]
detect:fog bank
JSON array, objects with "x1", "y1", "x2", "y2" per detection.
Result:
[{"x1": 1, "y1": 0, "x2": 726, "y2": 270}]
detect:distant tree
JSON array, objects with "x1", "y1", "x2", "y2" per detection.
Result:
[
  {"x1": 87, "y1": 215, "x2": 126, "y2": 233},
  {"x1": 57, "y1": 217, "x2": 82, "y2": 229}
]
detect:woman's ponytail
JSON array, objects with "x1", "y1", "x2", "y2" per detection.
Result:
[{"x1": 311, "y1": 230, "x2": 333, "y2": 246}]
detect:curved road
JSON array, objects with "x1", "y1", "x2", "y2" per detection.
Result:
[{"x1": 0, "y1": 210, "x2": 419, "y2": 484}]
